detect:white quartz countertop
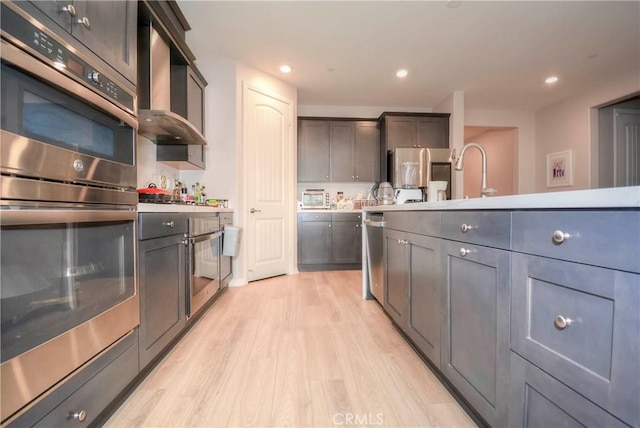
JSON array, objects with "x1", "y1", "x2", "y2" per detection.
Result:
[
  {"x1": 138, "y1": 203, "x2": 233, "y2": 213},
  {"x1": 362, "y1": 186, "x2": 640, "y2": 211}
]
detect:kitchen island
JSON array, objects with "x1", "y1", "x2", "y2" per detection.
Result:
[{"x1": 362, "y1": 186, "x2": 640, "y2": 428}]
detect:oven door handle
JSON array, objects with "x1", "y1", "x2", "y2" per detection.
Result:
[
  {"x1": 1, "y1": 209, "x2": 136, "y2": 226},
  {"x1": 189, "y1": 231, "x2": 223, "y2": 245},
  {"x1": 0, "y1": 40, "x2": 137, "y2": 129}
]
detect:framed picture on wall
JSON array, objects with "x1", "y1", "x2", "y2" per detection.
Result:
[{"x1": 546, "y1": 150, "x2": 573, "y2": 187}]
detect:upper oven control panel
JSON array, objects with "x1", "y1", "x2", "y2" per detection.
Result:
[{"x1": 0, "y1": 2, "x2": 134, "y2": 114}]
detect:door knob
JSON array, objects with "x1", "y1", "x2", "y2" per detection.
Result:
[{"x1": 250, "y1": 208, "x2": 261, "y2": 213}]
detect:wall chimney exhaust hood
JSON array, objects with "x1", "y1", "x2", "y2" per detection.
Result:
[{"x1": 137, "y1": 19, "x2": 207, "y2": 146}]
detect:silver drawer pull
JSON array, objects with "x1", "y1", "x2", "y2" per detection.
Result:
[
  {"x1": 71, "y1": 410, "x2": 87, "y2": 421},
  {"x1": 163, "y1": 221, "x2": 175, "y2": 228},
  {"x1": 554, "y1": 315, "x2": 573, "y2": 330},
  {"x1": 460, "y1": 223, "x2": 475, "y2": 233},
  {"x1": 552, "y1": 230, "x2": 570, "y2": 244},
  {"x1": 76, "y1": 16, "x2": 91, "y2": 28},
  {"x1": 459, "y1": 248, "x2": 471, "y2": 257}
]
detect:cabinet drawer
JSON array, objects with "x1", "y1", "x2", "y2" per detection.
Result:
[
  {"x1": 332, "y1": 212, "x2": 361, "y2": 222},
  {"x1": 298, "y1": 212, "x2": 332, "y2": 222},
  {"x1": 509, "y1": 352, "x2": 629, "y2": 428},
  {"x1": 512, "y1": 210, "x2": 640, "y2": 273},
  {"x1": 138, "y1": 213, "x2": 188, "y2": 240},
  {"x1": 441, "y1": 211, "x2": 511, "y2": 249},
  {"x1": 384, "y1": 211, "x2": 441, "y2": 237},
  {"x1": 511, "y1": 253, "x2": 640, "y2": 426}
]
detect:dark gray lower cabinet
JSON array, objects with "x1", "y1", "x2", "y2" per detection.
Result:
[
  {"x1": 511, "y1": 254, "x2": 640, "y2": 427},
  {"x1": 384, "y1": 228, "x2": 442, "y2": 366},
  {"x1": 509, "y1": 352, "x2": 630, "y2": 428},
  {"x1": 441, "y1": 239, "x2": 511, "y2": 427},
  {"x1": 298, "y1": 218, "x2": 332, "y2": 265},
  {"x1": 332, "y1": 218, "x2": 362, "y2": 264},
  {"x1": 138, "y1": 215, "x2": 187, "y2": 370},
  {"x1": 384, "y1": 229, "x2": 409, "y2": 327},
  {"x1": 406, "y1": 233, "x2": 441, "y2": 367},
  {"x1": 298, "y1": 212, "x2": 362, "y2": 270}
]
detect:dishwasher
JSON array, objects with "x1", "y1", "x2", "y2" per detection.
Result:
[{"x1": 364, "y1": 212, "x2": 386, "y2": 304}]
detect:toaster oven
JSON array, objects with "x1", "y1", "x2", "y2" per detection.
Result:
[{"x1": 301, "y1": 190, "x2": 330, "y2": 209}]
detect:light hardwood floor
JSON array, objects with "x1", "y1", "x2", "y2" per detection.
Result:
[{"x1": 105, "y1": 271, "x2": 476, "y2": 427}]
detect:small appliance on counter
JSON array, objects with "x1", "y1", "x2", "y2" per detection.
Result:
[
  {"x1": 394, "y1": 161, "x2": 424, "y2": 204},
  {"x1": 372, "y1": 182, "x2": 395, "y2": 205},
  {"x1": 389, "y1": 147, "x2": 456, "y2": 201},
  {"x1": 301, "y1": 189, "x2": 330, "y2": 209}
]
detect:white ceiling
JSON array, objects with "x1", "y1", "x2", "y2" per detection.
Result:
[{"x1": 178, "y1": 1, "x2": 640, "y2": 112}]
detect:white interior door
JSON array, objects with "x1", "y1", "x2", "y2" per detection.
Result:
[
  {"x1": 614, "y1": 109, "x2": 640, "y2": 186},
  {"x1": 244, "y1": 85, "x2": 292, "y2": 281}
]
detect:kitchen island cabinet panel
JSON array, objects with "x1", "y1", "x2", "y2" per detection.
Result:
[
  {"x1": 511, "y1": 253, "x2": 640, "y2": 426},
  {"x1": 508, "y1": 352, "x2": 630, "y2": 428},
  {"x1": 406, "y1": 233, "x2": 442, "y2": 367},
  {"x1": 512, "y1": 210, "x2": 640, "y2": 273},
  {"x1": 384, "y1": 229, "x2": 409, "y2": 328},
  {"x1": 441, "y1": 238, "x2": 510, "y2": 427}
]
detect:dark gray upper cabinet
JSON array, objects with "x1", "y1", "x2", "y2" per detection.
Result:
[
  {"x1": 329, "y1": 121, "x2": 356, "y2": 182},
  {"x1": 29, "y1": 0, "x2": 137, "y2": 84},
  {"x1": 298, "y1": 118, "x2": 380, "y2": 183},
  {"x1": 379, "y1": 113, "x2": 450, "y2": 181},
  {"x1": 298, "y1": 120, "x2": 330, "y2": 182},
  {"x1": 441, "y1": 238, "x2": 511, "y2": 427},
  {"x1": 354, "y1": 121, "x2": 380, "y2": 182}
]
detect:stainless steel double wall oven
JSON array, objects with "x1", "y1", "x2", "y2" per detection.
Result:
[{"x1": 0, "y1": 2, "x2": 139, "y2": 422}]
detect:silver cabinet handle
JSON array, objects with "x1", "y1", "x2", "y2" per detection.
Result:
[
  {"x1": 352, "y1": 176, "x2": 355, "y2": 180},
  {"x1": 71, "y1": 410, "x2": 87, "y2": 421},
  {"x1": 460, "y1": 223, "x2": 475, "y2": 233},
  {"x1": 554, "y1": 315, "x2": 572, "y2": 330},
  {"x1": 61, "y1": 4, "x2": 76, "y2": 16},
  {"x1": 459, "y1": 248, "x2": 471, "y2": 257},
  {"x1": 250, "y1": 208, "x2": 261, "y2": 213},
  {"x1": 162, "y1": 221, "x2": 175, "y2": 228},
  {"x1": 76, "y1": 16, "x2": 91, "y2": 28},
  {"x1": 552, "y1": 230, "x2": 570, "y2": 244}
]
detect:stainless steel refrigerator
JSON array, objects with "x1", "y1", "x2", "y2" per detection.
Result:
[{"x1": 388, "y1": 148, "x2": 456, "y2": 200}]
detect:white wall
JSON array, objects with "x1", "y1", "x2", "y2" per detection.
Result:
[
  {"x1": 535, "y1": 71, "x2": 640, "y2": 192},
  {"x1": 435, "y1": 91, "x2": 464, "y2": 199}
]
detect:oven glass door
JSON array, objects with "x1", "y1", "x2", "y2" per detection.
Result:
[
  {"x1": 0, "y1": 212, "x2": 136, "y2": 363},
  {"x1": 0, "y1": 62, "x2": 134, "y2": 166},
  {"x1": 188, "y1": 220, "x2": 221, "y2": 317}
]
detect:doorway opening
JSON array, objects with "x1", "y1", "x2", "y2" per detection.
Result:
[
  {"x1": 463, "y1": 126, "x2": 519, "y2": 198},
  {"x1": 595, "y1": 93, "x2": 640, "y2": 188}
]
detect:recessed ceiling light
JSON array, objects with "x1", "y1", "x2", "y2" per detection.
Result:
[
  {"x1": 396, "y1": 69, "x2": 408, "y2": 78},
  {"x1": 545, "y1": 76, "x2": 559, "y2": 84},
  {"x1": 280, "y1": 65, "x2": 292, "y2": 73}
]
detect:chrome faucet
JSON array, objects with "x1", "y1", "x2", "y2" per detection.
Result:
[{"x1": 454, "y1": 142, "x2": 497, "y2": 197}]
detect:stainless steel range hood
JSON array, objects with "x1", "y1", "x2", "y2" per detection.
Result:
[
  {"x1": 138, "y1": 24, "x2": 206, "y2": 146},
  {"x1": 138, "y1": 109, "x2": 205, "y2": 145}
]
